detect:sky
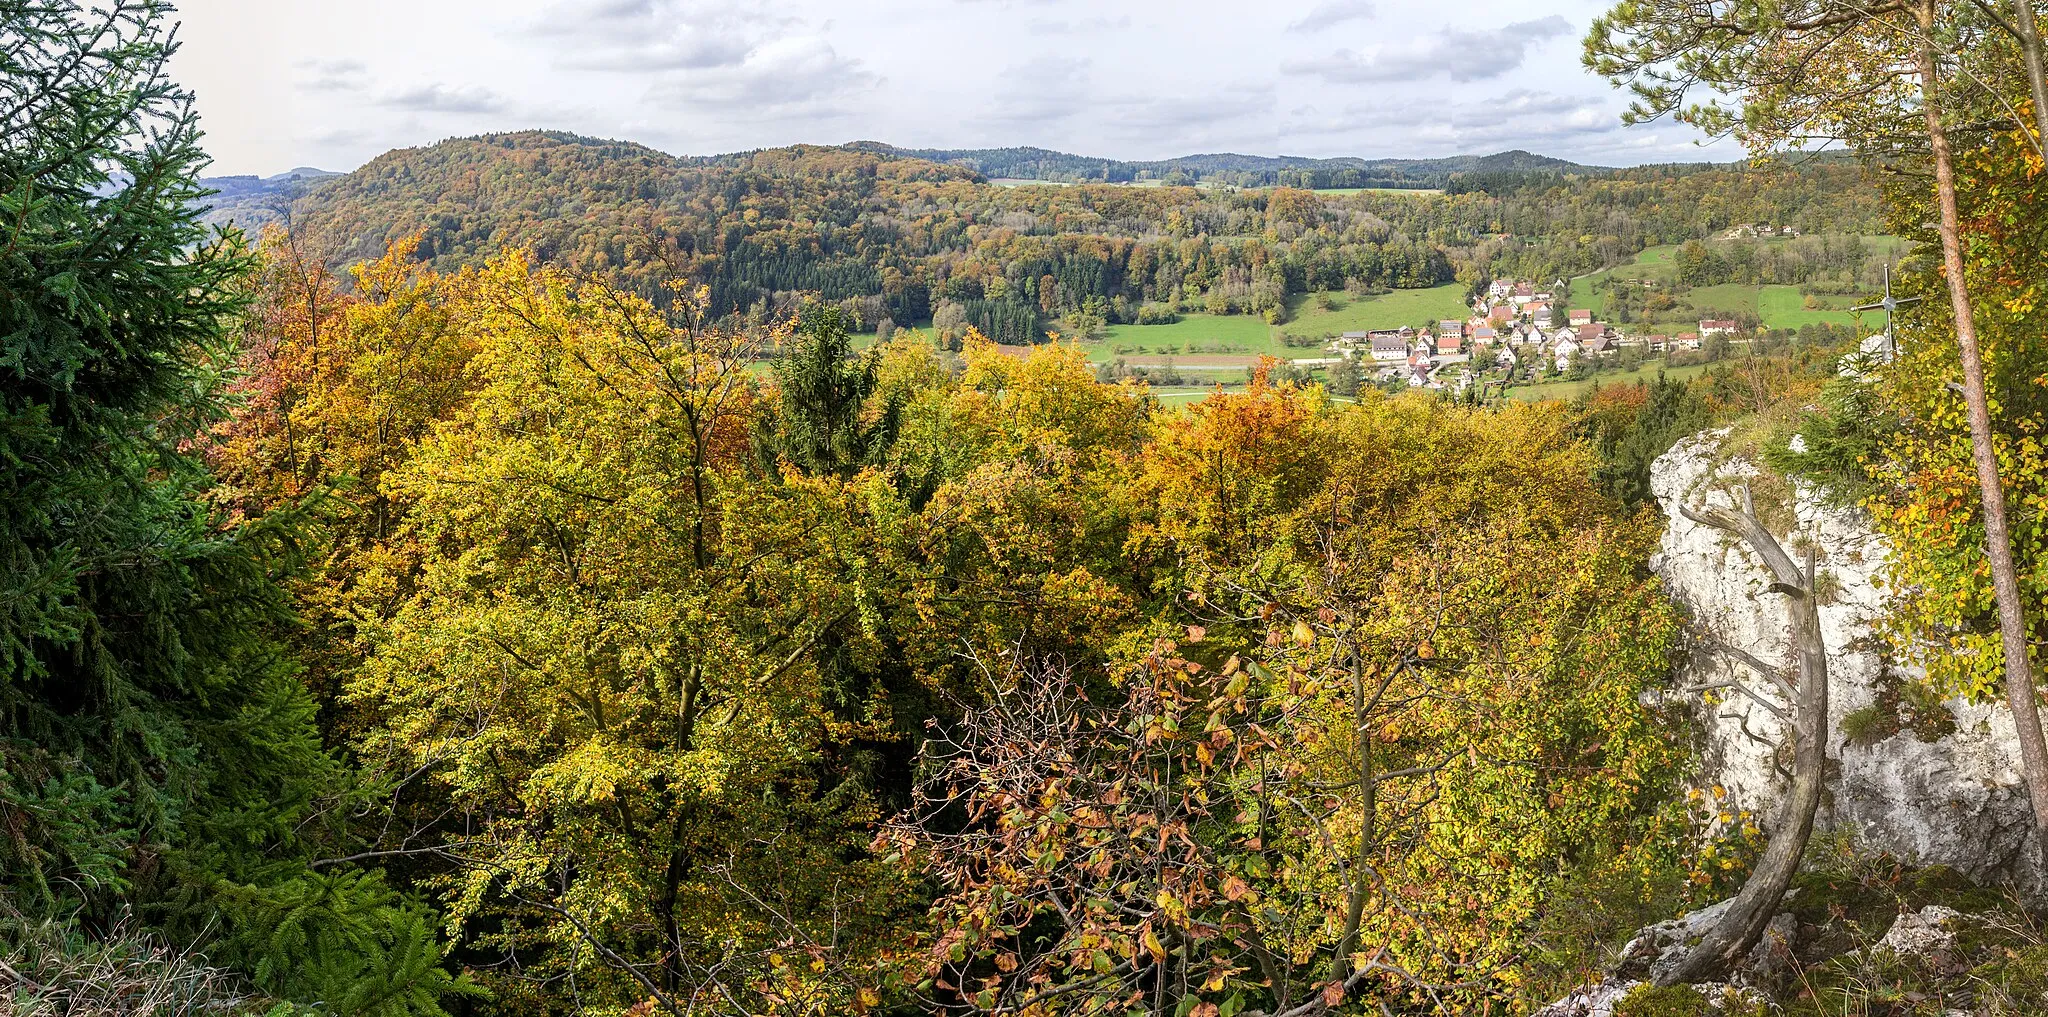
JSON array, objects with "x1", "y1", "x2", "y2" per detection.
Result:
[{"x1": 168, "y1": 0, "x2": 1743, "y2": 177}]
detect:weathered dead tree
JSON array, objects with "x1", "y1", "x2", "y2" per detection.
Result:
[{"x1": 1660, "y1": 483, "x2": 1829, "y2": 986}]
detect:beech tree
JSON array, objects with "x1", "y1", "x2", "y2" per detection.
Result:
[{"x1": 886, "y1": 386, "x2": 1684, "y2": 1015}]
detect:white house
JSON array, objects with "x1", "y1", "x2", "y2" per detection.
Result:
[
  {"x1": 1552, "y1": 336, "x2": 1581, "y2": 371},
  {"x1": 1369, "y1": 333, "x2": 1410, "y2": 361},
  {"x1": 1699, "y1": 319, "x2": 1738, "y2": 337}
]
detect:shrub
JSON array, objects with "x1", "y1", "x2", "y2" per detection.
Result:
[{"x1": 1135, "y1": 303, "x2": 1182, "y2": 325}]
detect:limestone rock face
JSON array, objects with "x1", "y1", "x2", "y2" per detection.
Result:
[{"x1": 1648, "y1": 431, "x2": 2039, "y2": 890}]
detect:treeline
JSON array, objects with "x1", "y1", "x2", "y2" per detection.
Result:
[
  {"x1": 226, "y1": 132, "x2": 1881, "y2": 341},
  {"x1": 850, "y1": 142, "x2": 1591, "y2": 188},
  {"x1": 1670, "y1": 234, "x2": 1891, "y2": 290}
]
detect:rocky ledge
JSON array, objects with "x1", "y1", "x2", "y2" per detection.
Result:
[{"x1": 1648, "y1": 430, "x2": 2039, "y2": 890}]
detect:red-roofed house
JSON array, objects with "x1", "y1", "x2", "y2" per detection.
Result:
[{"x1": 1568, "y1": 309, "x2": 1594, "y2": 327}]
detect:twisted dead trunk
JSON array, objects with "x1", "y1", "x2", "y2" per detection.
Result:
[{"x1": 1658, "y1": 488, "x2": 1828, "y2": 985}]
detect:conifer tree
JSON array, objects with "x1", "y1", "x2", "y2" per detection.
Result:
[
  {"x1": 0, "y1": 5, "x2": 470, "y2": 1014},
  {"x1": 1, "y1": 0, "x2": 276, "y2": 906},
  {"x1": 764, "y1": 302, "x2": 899, "y2": 476}
]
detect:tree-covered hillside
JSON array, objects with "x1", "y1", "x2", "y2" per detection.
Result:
[
  {"x1": 225, "y1": 130, "x2": 1883, "y2": 348},
  {"x1": 844, "y1": 141, "x2": 1593, "y2": 187}
]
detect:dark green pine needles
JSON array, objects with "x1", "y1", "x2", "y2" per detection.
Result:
[
  {"x1": 764, "y1": 302, "x2": 900, "y2": 477},
  {"x1": 0, "y1": 5, "x2": 470, "y2": 1015}
]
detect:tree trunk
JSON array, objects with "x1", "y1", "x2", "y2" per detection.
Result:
[
  {"x1": 1917, "y1": 0, "x2": 2048, "y2": 871},
  {"x1": 1659, "y1": 492, "x2": 1827, "y2": 985},
  {"x1": 1328, "y1": 651, "x2": 1377, "y2": 986},
  {"x1": 2007, "y1": 0, "x2": 2048, "y2": 144}
]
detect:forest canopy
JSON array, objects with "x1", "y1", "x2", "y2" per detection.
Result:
[{"x1": 24, "y1": 0, "x2": 2048, "y2": 1015}]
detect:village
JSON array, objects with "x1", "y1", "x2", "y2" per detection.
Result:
[{"x1": 1326, "y1": 276, "x2": 1746, "y2": 392}]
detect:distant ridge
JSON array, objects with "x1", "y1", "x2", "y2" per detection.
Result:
[
  {"x1": 264, "y1": 166, "x2": 341, "y2": 183},
  {"x1": 189, "y1": 130, "x2": 1825, "y2": 253},
  {"x1": 842, "y1": 142, "x2": 1598, "y2": 188}
]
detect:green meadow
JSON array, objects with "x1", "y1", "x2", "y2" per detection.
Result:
[
  {"x1": 1083, "y1": 283, "x2": 1472, "y2": 363},
  {"x1": 1507, "y1": 361, "x2": 1714, "y2": 402},
  {"x1": 1093, "y1": 314, "x2": 1290, "y2": 362},
  {"x1": 1280, "y1": 284, "x2": 1471, "y2": 338},
  {"x1": 1570, "y1": 235, "x2": 1900, "y2": 332}
]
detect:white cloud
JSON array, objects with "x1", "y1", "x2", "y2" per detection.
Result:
[
  {"x1": 166, "y1": 0, "x2": 1738, "y2": 175},
  {"x1": 379, "y1": 83, "x2": 509, "y2": 114},
  {"x1": 1288, "y1": 1, "x2": 1374, "y2": 32},
  {"x1": 1283, "y1": 15, "x2": 1573, "y2": 83},
  {"x1": 647, "y1": 36, "x2": 878, "y2": 116},
  {"x1": 295, "y1": 58, "x2": 367, "y2": 93},
  {"x1": 540, "y1": 0, "x2": 781, "y2": 71}
]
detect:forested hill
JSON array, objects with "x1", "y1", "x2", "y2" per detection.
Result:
[
  {"x1": 843, "y1": 141, "x2": 1592, "y2": 187},
  {"x1": 219, "y1": 129, "x2": 1884, "y2": 343}
]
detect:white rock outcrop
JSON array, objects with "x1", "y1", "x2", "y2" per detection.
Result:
[
  {"x1": 1649, "y1": 431, "x2": 2039, "y2": 890},
  {"x1": 1874, "y1": 905, "x2": 1965, "y2": 958},
  {"x1": 1527, "y1": 980, "x2": 1640, "y2": 1017}
]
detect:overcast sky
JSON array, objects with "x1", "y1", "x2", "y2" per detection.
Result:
[{"x1": 169, "y1": 0, "x2": 1741, "y2": 177}]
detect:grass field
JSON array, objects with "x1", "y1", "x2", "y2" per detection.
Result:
[
  {"x1": 1507, "y1": 361, "x2": 1712, "y2": 402},
  {"x1": 1153, "y1": 386, "x2": 1235, "y2": 405},
  {"x1": 1084, "y1": 283, "x2": 1471, "y2": 363},
  {"x1": 1570, "y1": 235, "x2": 1900, "y2": 332},
  {"x1": 1309, "y1": 187, "x2": 1445, "y2": 196},
  {"x1": 1757, "y1": 285, "x2": 1866, "y2": 328},
  {"x1": 1093, "y1": 314, "x2": 1290, "y2": 362},
  {"x1": 1686, "y1": 283, "x2": 1762, "y2": 317},
  {"x1": 988, "y1": 177, "x2": 1071, "y2": 188},
  {"x1": 1280, "y1": 284, "x2": 1471, "y2": 338}
]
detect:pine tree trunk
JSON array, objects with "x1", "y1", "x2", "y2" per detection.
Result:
[
  {"x1": 2007, "y1": 0, "x2": 2048, "y2": 144},
  {"x1": 1917, "y1": 0, "x2": 2048, "y2": 871}
]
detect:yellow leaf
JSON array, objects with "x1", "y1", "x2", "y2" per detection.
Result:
[{"x1": 1292, "y1": 620, "x2": 1315, "y2": 646}]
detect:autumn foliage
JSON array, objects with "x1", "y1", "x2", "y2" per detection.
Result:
[{"x1": 193, "y1": 233, "x2": 1697, "y2": 1015}]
